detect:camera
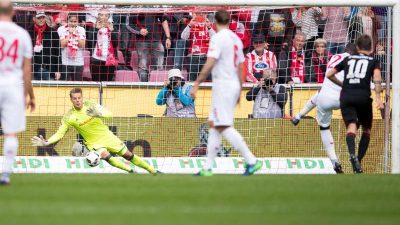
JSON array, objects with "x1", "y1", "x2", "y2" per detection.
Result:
[
  {"x1": 262, "y1": 78, "x2": 274, "y2": 88},
  {"x1": 167, "y1": 78, "x2": 184, "y2": 90}
]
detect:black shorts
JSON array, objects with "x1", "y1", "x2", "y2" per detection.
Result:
[{"x1": 340, "y1": 96, "x2": 373, "y2": 129}]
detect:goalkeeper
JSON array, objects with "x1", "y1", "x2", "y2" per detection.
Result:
[{"x1": 31, "y1": 88, "x2": 157, "y2": 174}]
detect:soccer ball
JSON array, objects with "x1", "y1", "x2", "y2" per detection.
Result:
[{"x1": 85, "y1": 151, "x2": 100, "y2": 167}]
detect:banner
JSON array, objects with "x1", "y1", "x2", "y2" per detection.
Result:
[{"x1": 0, "y1": 156, "x2": 335, "y2": 174}]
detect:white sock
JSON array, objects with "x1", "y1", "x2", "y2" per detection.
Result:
[
  {"x1": 320, "y1": 129, "x2": 339, "y2": 165},
  {"x1": 2, "y1": 137, "x2": 18, "y2": 175},
  {"x1": 297, "y1": 93, "x2": 318, "y2": 119},
  {"x1": 204, "y1": 128, "x2": 222, "y2": 170},
  {"x1": 222, "y1": 127, "x2": 256, "y2": 165}
]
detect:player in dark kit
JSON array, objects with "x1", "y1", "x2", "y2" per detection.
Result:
[{"x1": 326, "y1": 34, "x2": 384, "y2": 173}]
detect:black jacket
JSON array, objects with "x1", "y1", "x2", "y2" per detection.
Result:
[
  {"x1": 277, "y1": 46, "x2": 313, "y2": 84},
  {"x1": 28, "y1": 24, "x2": 61, "y2": 76}
]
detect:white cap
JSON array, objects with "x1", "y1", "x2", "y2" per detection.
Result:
[
  {"x1": 168, "y1": 69, "x2": 184, "y2": 79},
  {"x1": 36, "y1": 12, "x2": 46, "y2": 18}
]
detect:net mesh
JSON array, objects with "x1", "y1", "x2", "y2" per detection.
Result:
[{"x1": 0, "y1": 3, "x2": 393, "y2": 173}]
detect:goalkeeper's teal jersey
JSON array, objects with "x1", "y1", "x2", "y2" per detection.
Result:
[{"x1": 47, "y1": 101, "x2": 118, "y2": 149}]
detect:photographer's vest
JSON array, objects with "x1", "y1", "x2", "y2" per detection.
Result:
[
  {"x1": 165, "y1": 84, "x2": 196, "y2": 118},
  {"x1": 252, "y1": 84, "x2": 283, "y2": 119}
]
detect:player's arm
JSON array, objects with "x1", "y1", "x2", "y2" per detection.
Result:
[
  {"x1": 23, "y1": 57, "x2": 35, "y2": 112},
  {"x1": 373, "y1": 68, "x2": 384, "y2": 109},
  {"x1": 326, "y1": 68, "x2": 342, "y2": 86},
  {"x1": 31, "y1": 119, "x2": 69, "y2": 146}
]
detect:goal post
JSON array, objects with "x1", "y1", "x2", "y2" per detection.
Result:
[{"x1": 8, "y1": 0, "x2": 400, "y2": 173}]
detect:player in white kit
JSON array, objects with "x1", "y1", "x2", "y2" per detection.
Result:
[
  {"x1": 291, "y1": 43, "x2": 357, "y2": 173},
  {"x1": 190, "y1": 10, "x2": 261, "y2": 176},
  {"x1": 0, "y1": 0, "x2": 35, "y2": 185}
]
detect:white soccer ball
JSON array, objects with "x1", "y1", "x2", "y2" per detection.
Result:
[{"x1": 85, "y1": 151, "x2": 100, "y2": 167}]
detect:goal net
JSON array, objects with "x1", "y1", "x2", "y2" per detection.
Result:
[{"x1": 1, "y1": 2, "x2": 395, "y2": 173}]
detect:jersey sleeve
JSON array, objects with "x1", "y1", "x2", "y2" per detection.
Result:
[
  {"x1": 22, "y1": 30, "x2": 33, "y2": 59},
  {"x1": 207, "y1": 36, "x2": 221, "y2": 59},
  {"x1": 47, "y1": 116, "x2": 70, "y2": 144},
  {"x1": 334, "y1": 58, "x2": 346, "y2": 72}
]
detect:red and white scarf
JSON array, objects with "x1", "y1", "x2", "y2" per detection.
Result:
[
  {"x1": 34, "y1": 23, "x2": 47, "y2": 47},
  {"x1": 65, "y1": 25, "x2": 79, "y2": 59},
  {"x1": 95, "y1": 27, "x2": 117, "y2": 66},
  {"x1": 290, "y1": 47, "x2": 305, "y2": 83}
]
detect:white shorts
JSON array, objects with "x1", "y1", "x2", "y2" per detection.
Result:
[
  {"x1": 0, "y1": 85, "x2": 26, "y2": 134},
  {"x1": 316, "y1": 93, "x2": 340, "y2": 128},
  {"x1": 209, "y1": 82, "x2": 240, "y2": 126}
]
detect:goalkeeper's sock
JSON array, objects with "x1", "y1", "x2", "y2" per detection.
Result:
[
  {"x1": 357, "y1": 132, "x2": 370, "y2": 162},
  {"x1": 204, "y1": 128, "x2": 222, "y2": 170},
  {"x1": 346, "y1": 132, "x2": 356, "y2": 157},
  {"x1": 320, "y1": 129, "x2": 339, "y2": 165},
  {"x1": 131, "y1": 155, "x2": 156, "y2": 174},
  {"x1": 107, "y1": 157, "x2": 133, "y2": 172},
  {"x1": 2, "y1": 137, "x2": 18, "y2": 175},
  {"x1": 222, "y1": 127, "x2": 256, "y2": 165},
  {"x1": 297, "y1": 93, "x2": 318, "y2": 119}
]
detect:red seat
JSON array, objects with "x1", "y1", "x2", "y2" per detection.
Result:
[
  {"x1": 115, "y1": 70, "x2": 140, "y2": 82},
  {"x1": 82, "y1": 50, "x2": 91, "y2": 80},
  {"x1": 117, "y1": 50, "x2": 126, "y2": 65},
  {"x1": 149, "y1": 70, "x2": 169, "y2": 82}
]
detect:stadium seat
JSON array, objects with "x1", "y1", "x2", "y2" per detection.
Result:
[
  {"x1": 117, "y1": 50, "x2": 126, "y2": 65},
  {"x1": 82, "y1": 50, "x2": 92, "y2": 81},
  {"x1": 115, "y1": 70, "x2": 140, "y2": 82},
  {"x1": 149, "y1": 70, "x2": 169, "y2": 82}
]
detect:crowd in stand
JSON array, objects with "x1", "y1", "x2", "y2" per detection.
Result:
[{"x1": 12, "y1": 5, "x2": 388, "y2": 83}]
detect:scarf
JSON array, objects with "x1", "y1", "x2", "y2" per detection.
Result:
[
  {"x1": 290, "y1": 47, "x2": 305, "y2": 83},
  {"x1": 312, "y1": 51, "x2": 331, "y2": 83},
  {"x1": 65, "y1": 25, "x2": 79, "y2": 59},
  {"x1": 95, "y1": 27, "x2": 117, "y2": 66},
  {"x1": 34, "y1": 23, "x2": 47, "y2": 47}
]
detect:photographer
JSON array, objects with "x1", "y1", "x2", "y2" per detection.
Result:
[
  {"x1": 246, "y1": 69, "x2": 287, "y2": 118},
  {"x1": 156, "y1": 69, "x2": 196, "y2": 118}
]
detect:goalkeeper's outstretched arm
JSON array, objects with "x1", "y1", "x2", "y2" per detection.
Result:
[{"x1": 31, "y1": 120, "x2": 69, "y2": 146}]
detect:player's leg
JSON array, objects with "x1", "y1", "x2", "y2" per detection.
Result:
[
  {"x1": 356, "y1": 99, "x2": 373, "y2": 163},
  {"x1": 96, "y1": 148, "x2": 134, "y2": 173},
  {"x1": 341, "y1": 98, "x2": 362, "y2": 173},
  {"x1": 291, "y1": 92, "x2": 319, "y2": 126},
  {"x1": 198, "y1": 121, "x2": 222, "y2": 176},
  {"x1": 316, "y1": 98, "x2": 342, "y2": 173},
  {"x1": 120, "y1": 149, "x2": 157, "y2": 174},
  {"x1": 213, "y1": 86, "x2": 260, "y2": 175},
  {"x1": 1, "y1": 87, "x2": 25, "y2": 185},
  {"x1": 317, "y1": 104, "x2": 343, "y2": 173}
]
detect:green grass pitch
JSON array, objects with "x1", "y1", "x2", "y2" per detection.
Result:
[{"x1": 0, "y1": 174, "x2": 399, "y2": 225}]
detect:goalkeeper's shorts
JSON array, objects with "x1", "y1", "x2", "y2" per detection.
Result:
[{"x1": 87, "y1": 138, "x2": 128, "y2": 156}]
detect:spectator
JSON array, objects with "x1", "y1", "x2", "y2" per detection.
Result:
[
  {"x1": 90, "y1": 9, "x2": 118, "y2": 81},
  {"x1": 57, "y1": 13, "x2": 86, "y2": 81},
  {"x1": 320, "y1": 7, "x2": 351, "y2": 54},
  {"x1": 307, "y1": 38, "x2": 332, "y2": 83},
  {"x1": 229, "y1": 13, "x2": 251, "y2": 52},
  {"x1": 168, "y1": 13, "x2": 191, "y2": 70},
  {"x1": 256, "y1": 8, "x2": 295, "y2": 56},
  {"x1": 156, "y1": 69, "x2": 195, "y2": 118},
  {"x1": 245, "y1": 34, "x2": 277, "y2": 83},
  {"x1": 48, "y1": 4, "x2": 68, "y2": 29},
  {"x1": 28, "y1": 12, "x2": 61, "y2": 80},
  {"x1": 181, "y1": 11, "x2": 216, "y2": 81},
  {"x1": 127, "y1": 13, "x2": 171, "y2": 82},
  {"x1": 292, "y1": 7, "x2": 322, "y2": 51},
  {"x1": 113, "y1": 5, "x2": 132, "y2": 70},
  {"x1": 277, "y1": 32, "x2": 312, "y2": 84},
  {"x1": 348, "y1": 7, "x2": 381, "y2": 54},
  {"x1": 246, "y1": 69, "x2": 287, "y2": 119}
]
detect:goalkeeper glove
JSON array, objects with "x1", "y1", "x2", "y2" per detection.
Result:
[
  {"x1": 31, "y1": 135, "x2": 49, "y2": 147},
  {"x1": 86, "y1": 105, "x2": 102, "y2": 117}
]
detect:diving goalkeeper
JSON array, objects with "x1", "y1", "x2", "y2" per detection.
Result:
[{"x1": 31, "y1": 87, "x2": 157, "y2": 174}]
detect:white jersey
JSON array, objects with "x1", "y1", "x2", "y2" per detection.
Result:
[
  {"x1": 57, "y1": 25, "x2": 86, "y2": 66},
  {"x1": 319, "y1": 52, "x2": 349, "y2": 97},
  {"x1": 0, "y1": 21, "x2": 32, "y2": 86},
  {"x1": 207, "y1": 28, "x2": 245, "y2": 85}
]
